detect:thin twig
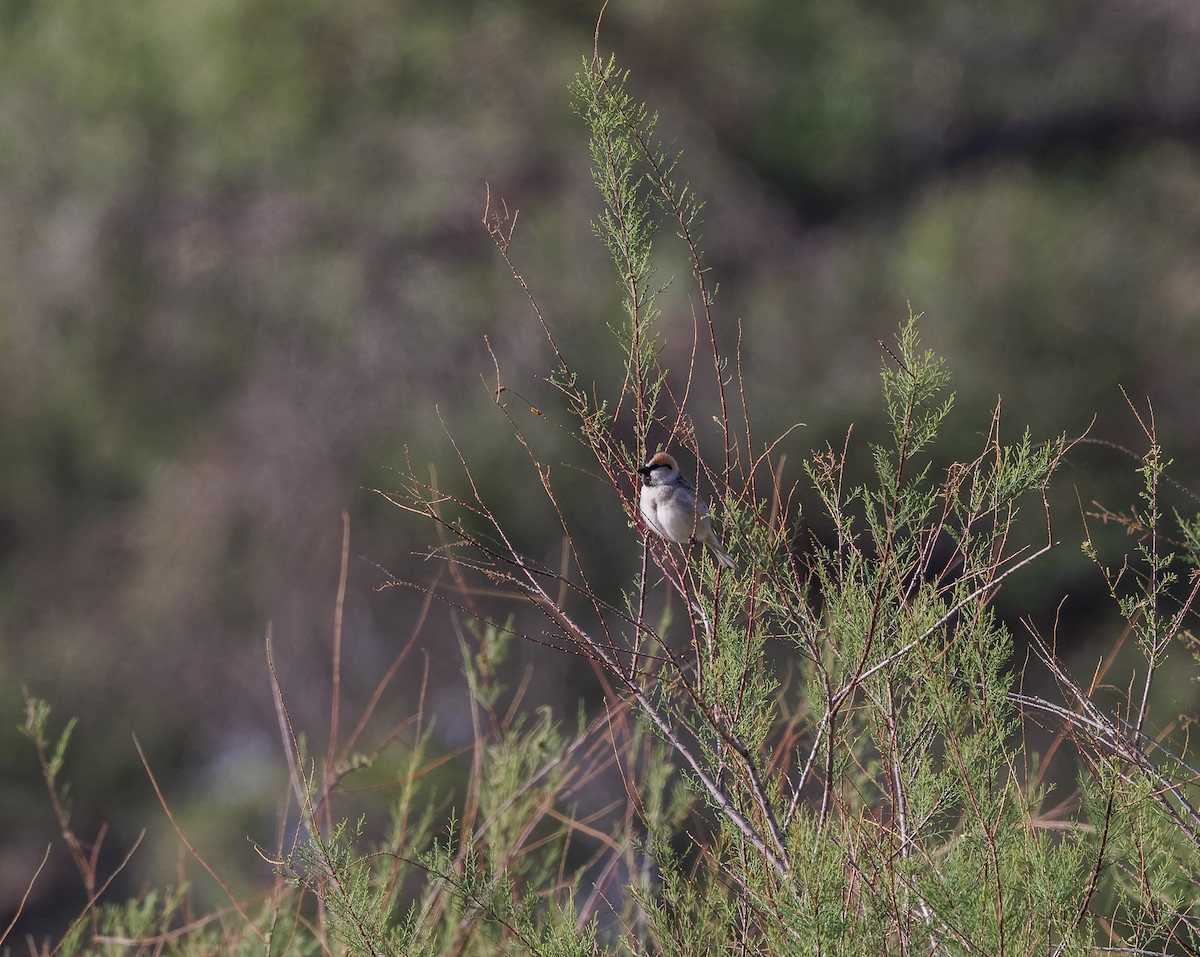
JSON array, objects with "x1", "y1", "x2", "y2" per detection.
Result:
[{"x1": 135, "y1": 735, "x2": 267, "y2": 941}]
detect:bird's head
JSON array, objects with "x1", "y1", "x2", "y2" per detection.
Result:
[{"x1": 637, "y1": 451, "x2": 679, "y2": 486}]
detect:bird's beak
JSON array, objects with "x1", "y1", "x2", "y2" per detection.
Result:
[{"x1": 637, "y1": 464, "x2": 651, "y2": 477}]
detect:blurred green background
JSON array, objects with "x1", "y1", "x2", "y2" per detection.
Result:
[{"x1": 3, "y1": 0, "x2": 1199, "y2": 936}]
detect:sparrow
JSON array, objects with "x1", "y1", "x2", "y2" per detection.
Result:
[{"x1": 637, "y1": 451, "x2": 735, "y2": 569}]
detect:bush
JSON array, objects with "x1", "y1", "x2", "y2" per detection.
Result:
[{"x1": 12, "y1": 53, "x2": 1199, "y2": 957}]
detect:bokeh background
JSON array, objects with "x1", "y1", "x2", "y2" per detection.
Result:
[{"x1": 3, "y1": 0, "x2": 1199, "y2": 936}]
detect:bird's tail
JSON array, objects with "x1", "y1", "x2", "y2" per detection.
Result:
[{"x1": 708, "y1": 540, "x2": 736, "y2": 570}]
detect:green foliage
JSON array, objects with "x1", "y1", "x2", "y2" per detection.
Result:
[
  {"x1": 20, "y1": 693, "x2": 77, "y2": 786},
  {"x1": 569, "y1": 55, "x2": 665, "y2": 455}
]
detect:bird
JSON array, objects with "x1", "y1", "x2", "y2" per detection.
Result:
[{"x1": 637, "y1": 451, "x2": 735, "y2": 569}]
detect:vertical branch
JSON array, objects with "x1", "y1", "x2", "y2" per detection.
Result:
[{"x1": 322, "y1": 511, "x2": 351, "y2": 836}]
